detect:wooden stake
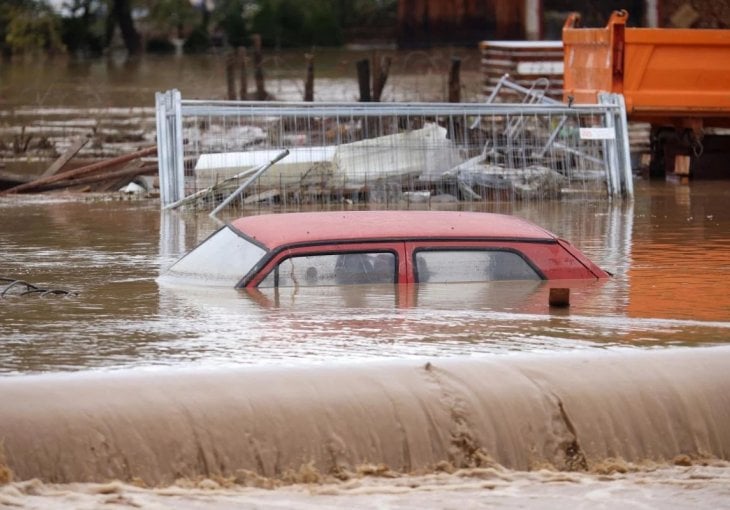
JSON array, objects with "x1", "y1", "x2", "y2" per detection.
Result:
[
  {"x1": 356, "y1": 59, "x2": 371, "y2": 102},
  {"x1": 549, "y1": 287, "x2": 570, "y2": 308},
  {"x1": 372, "y1": 56, "x2": 391, "y2": 102},
  {"x1": 226, "y1": 52, "x2": 236, "y2": 100},
  {"x1": 237, "y1": 46, "x2": 248, "y2": 100},
  {"x1": 448, "y1": 57, "x2": 461, "y2": 103},
  {"x1": 304, "y1": 53, "x2": 314, "y2": 102},
  {"x1": 252, "y1": 34, "x2": 267, "y2": 100}
]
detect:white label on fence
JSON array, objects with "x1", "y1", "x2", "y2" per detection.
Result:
[
  {"x1": 579, "y1": 127, "x2": 616, "y2": 140},
  {"x1": 516, "y1": 61, "x2": 564, "y2": 75}
]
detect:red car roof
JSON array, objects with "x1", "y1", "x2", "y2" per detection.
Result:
[{"x1": 229, "y1": 211, "x2": 555, "y2": 250}]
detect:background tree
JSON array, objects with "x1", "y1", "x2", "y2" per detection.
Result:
[
  {"x1": 214, "y1": 0, "x2": 251, "y2": 47},
  {"x1": 60, "y1": 0, "x2": 105, "y2": 56},
  {"x1": 105, "y1": 0, "x2": 142, "y2": 54},
  {"x1": 248, "y1": 0, "x2": 343, "y2": 48},
  {"x1": 145, "y1": 0, "x2": 199, "y2": 52},
  {"x1": 1, "y1": 0, "x2": 65, "y2": 56},
  {"x1": 147, "y1": 0, "x2": 199, "y2": 39},
  {"x1": 1, "y1": 0, "x2": 400, "y2": 57}
]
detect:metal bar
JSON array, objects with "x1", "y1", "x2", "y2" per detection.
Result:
[
  {"x1": 179, "y1": 102, "x2": 615, "y2": 117},
  {"x1": 552, "y1": 142, "x2": 605, "y2": 166},
  {"x1": 485, "y1": 74, "x2": 509, "y2": 103},
  {"x1": 163, "y1": 163, "x2": 261, "y2": 210},
  {"x1": 209, "y1": 149, "x2": 289, "y2": 218},
  {"x1": 613, "y1": 94, "x2": 634, "y2": 197},
  {"x1": 172, "y1": 89, "x2": 185, "y2": 203},
  {"x1": 603, "y1": 103, "x2": 618, "y2": 197},
  {"x1": 156, "y1": 91, "x2": 169, "y2": 205},
  {"x1": 537, "y1": 115, "x2": 568, "y2": 158}
]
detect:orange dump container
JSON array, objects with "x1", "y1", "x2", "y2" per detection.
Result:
[{"x1": 563, "y1": 10, "x2": 730, "y2": 129}]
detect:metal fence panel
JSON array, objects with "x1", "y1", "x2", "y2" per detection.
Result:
[{"x1": 156, "y1": 90, "x2": 633, "y2": 210}]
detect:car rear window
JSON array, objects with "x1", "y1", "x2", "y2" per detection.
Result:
[
  {"x1": 163, "y1": 226, "x2": 266, "y2": 286},
  {"x1": 259, "y1": 252, "x2": 396, "y2": 287},
  {"x1": 415, "y1": 249, "x2": 541, "y2": 283}
]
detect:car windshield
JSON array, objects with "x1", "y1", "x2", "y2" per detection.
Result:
[{"x1": 161, "y1": 226, "x2": 266, "y2": 286}]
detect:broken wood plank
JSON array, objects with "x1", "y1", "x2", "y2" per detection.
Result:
[
  {"x1": 0, "y1": 145, "x2": 157, "y2": 195},
  {"x1": 40, "y1": 136, "x2": 90, "y2": 178},
  {"x1": 42, "y1": 163, "x2": 158, "y2": 191}
]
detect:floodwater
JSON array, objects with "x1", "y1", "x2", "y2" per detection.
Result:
[
  {"x1": 0, "y1": 49, "x2": 483, "y2": 109},
  {"x1": 2, "y1": 180, "x2": 730, "y2": 373},
  {"x1": 2, "y1": 45, "x2": 730, "y2": 504},
  {"x1": 2, "y1": 179, "x2": 730, "y2": 507}
]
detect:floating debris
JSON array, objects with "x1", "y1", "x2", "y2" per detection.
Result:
[{"x1": 0, "y1": 277, "x2": 77, "y2": 298}]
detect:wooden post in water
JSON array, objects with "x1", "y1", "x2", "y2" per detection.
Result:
[
  {"x1": 225, "y1": 52, "x2": 236, "y2": 100},
  {"x1": 252, "y1": 34, "x2": 267, "y2": 100},
  {"x1": 372, "y1": 55, "x2": 392, "y2": 102},
  {"x1": 237, "y1": 46, "x2": 248, "y2": 100},
  {"x1": 549, "y1": 287, "x2": 570, "y2": 308},
  {"x1": 304, "y1": 53, "x2": 314, "y2": 102},
  {"x1": 356, "y1": 59, "x2": 371, "y2": 102},
  {"x1": 448, "y1": 57, "x2": 461, "y2": 103}
]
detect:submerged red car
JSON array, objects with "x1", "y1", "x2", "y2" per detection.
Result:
[{"x1": 160, "y1": 211, "x2": 609, "y2": 288}]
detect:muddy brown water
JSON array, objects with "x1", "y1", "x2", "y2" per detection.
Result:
[
  {"x1": 1, "y1": 180, "x2": 730, "y2": 507},
  {"x1": 2, "y1": 180, "x2": 729, "y2": 373},
  {"x1": 0, "y1": 50, "x2": 483, "y2": 109}
]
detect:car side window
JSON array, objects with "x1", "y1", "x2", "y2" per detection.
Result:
[
  {"x1": 258, "y1": 252, "x2": 396, "y2": 287},
  {"x1": 415, "y1": 250, "x2": 540, "y2": 283}
]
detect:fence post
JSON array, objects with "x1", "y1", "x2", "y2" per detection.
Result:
[
  {"x1": 171, "y1": 89, "x2": 185, "y2": 204},
  {"x1": 599, "y1": 94, "x2": 618, "y2": 197},
  {"x1": 156, "y1": 89, "x2": 185, "y2": 207},
  {"x1": 155, "y1": 91, "x2": 170, "y2": 206},
  {"x1": 599, "y1": 93, "x2": 633, "y2": 198},
  {"x1": 612, "y1": 93, "x2": 634, "y2": 197}
]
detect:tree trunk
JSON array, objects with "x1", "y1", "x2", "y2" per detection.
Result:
[{"x1": 109, "y1": 0, "x2": 142, "y2": 55}]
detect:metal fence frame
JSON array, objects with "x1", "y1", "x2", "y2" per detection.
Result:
[{"x1": 155, "y1": 90, "x2": 633, "y2": 207}]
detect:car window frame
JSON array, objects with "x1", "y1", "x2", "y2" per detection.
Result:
[
  {"x1": 241, "y1": 242, "x2": 404, "y2": 288},
  {"x1": 409, "y1": 245, "x2": 546, "y2": 283}
]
